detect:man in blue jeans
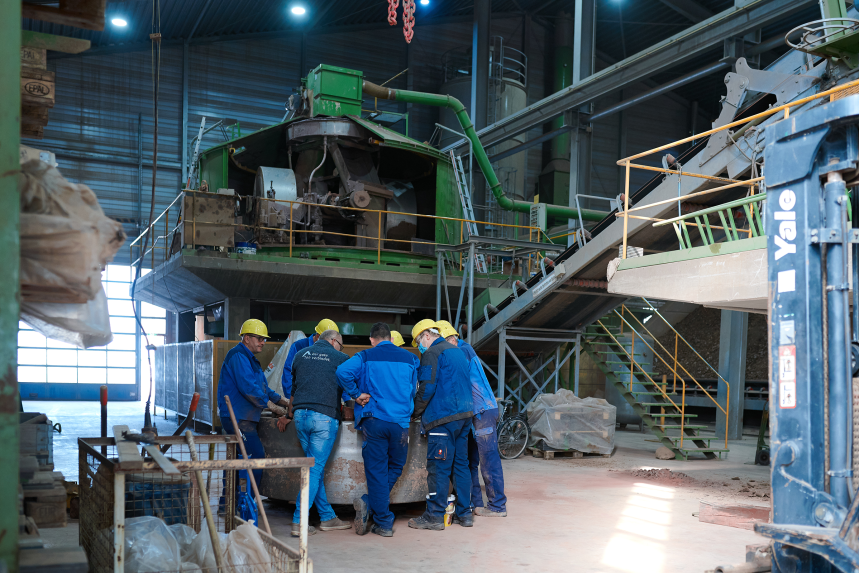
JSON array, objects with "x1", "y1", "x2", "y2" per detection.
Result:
[
  {"x1": 280, "y1": 318, "x2": 339, "y2": 400},
  {"x1": 279, "y1": 329, "x2": 369, "y2": 537},
  {"x1": 336, "y1": 322, "x2": 418, "y2": 537},
  {"x1": 217, "y1": 320, "x2": 290, "y2": 500},
  {"x1": 438, "y1": 320, "x2": 507, "y2": 517},
  {"x1": 407, "y1": 319, "x2": 474, "y2": 531}
]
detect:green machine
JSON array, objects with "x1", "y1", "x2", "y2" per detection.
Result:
[{"x1": 134, "y1": 64, "x2": 604, "y2": 340}]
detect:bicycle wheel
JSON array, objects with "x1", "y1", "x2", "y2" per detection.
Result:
[{"x1": 497, "y1": 417, "x2": 529, "y2": 459}]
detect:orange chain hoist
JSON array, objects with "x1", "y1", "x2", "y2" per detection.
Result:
[{"x1": 387, "y1": 0, "x2": 416, "y2": 43}]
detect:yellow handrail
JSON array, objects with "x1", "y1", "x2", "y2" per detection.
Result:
[{"x1": 616, "y1": 75, "x2": 859, "y2": 259}]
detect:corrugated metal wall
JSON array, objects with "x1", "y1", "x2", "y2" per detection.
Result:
[{"x1": 24, "y1": 15, "x2": 690, "y2": 266}]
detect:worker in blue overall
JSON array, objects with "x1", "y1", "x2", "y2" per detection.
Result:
[
  {"x1": 217, "y1": 319, "x2": 290, "y2": 495},
  {"x1": 408, "y1": 319, "x2": 474, "y2": 531},
  {"x1": 438, "y1": 320, "x2": 507, "y2": 517},
  {"x1": 280, "y1": 318, "x2": 339, "y2": 399},
  {"x1": 336, "y1": 322, "x2": 419, "y2": 538}
]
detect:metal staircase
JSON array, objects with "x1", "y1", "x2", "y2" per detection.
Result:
[
  {"x1": 450, "y1": 150, "x2": 487, "y2": 273},
  {"x1": 581, "y1": 308, "x2": 730, "y2": 461}
]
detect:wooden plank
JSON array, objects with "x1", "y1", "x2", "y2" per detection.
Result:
[
  {"x1": 21, "y1": 126, "x2": 44, "y2": 140},
  {"x1": 22, "y1": 30, "x2": 91, "y2": 54},
  {"x1": 21, "y1": 47, "x2": 46, "y2": 69},
  {"x1": 139, "y1": 457, "x2": 315, "y2": 472},
  {"x1": 141, "y1": 444, "x2": 180, "y2": 474},
  {"x1": 25, "y1": 500, "x2": 67, "y2": 528},
  {"x1": 19, "y1": 546, "x2": 88, "y2": 573},
  {"x1": 20, "y1": 70, "x2": 55, "y2": 108},
  {"x1": 698, "y1": 501, "x2": 770, "y2": 530},
  {"x1": 112, "y1": 425, "x2": 143, "y2": 470},
  {"x1": 21, "y1": 0, "x2": 107, "y2": 31}
]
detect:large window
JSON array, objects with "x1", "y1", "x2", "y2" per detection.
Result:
[{"x1": 17, "y1": 264, "x2": 166, "y2": 396}]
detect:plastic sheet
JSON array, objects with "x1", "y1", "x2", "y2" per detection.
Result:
[
  {"x1": 123, "y1": 516, "x2": 182, "y2": 573},
  {"x1": 526, "y1": 389, "x2": 617, "y2": 454},
  {"x1": 223, "y1": 523, "x2": 271, "y2": 573},
  {"x1": 264, "y1": 330, "x2": 306, "y2": 395},
  {"x1": 18, "y1": 158, "x2": 125, "y2": 348}
]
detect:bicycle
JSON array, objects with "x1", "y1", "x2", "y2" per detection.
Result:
[{"x1": 496, "y1": 399, "x2": 531, "y2": 459}]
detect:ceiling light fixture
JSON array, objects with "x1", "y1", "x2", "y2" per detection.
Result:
[
  {"x1": 420, "y1": 0, "x2": 429, "y2": 4},
  {"x1": 111, "y1": 17, "x2": 128, "y2": 27},
  {"x1": 290, "y1": 6, "x2": 306, "y2": 15}
]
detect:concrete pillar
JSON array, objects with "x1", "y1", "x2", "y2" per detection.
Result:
[
  {"x1": 471, "y1": 0, "x2": 490, "y2": 210},
  {"x1": 224, "y1": 298, "x2": 251, "y2": 341},
  {"x1": 716, "y1": 309, "x2": 748, "y2": 440},
  {"x1": 568, "y1": 0, "x2": 595, "y2": 243}
]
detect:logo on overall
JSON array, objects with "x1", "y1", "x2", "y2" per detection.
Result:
[
  {"x1": 775, "y1": 189, "x2": 797, "y2": 293},
  {"x1": 24, "y1": 82, "x2": 50, "y2": 97}
]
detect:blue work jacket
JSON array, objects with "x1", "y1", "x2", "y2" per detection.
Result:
[
  {"x1": 458, "y1": 340, "x2": 498, "y2": 418},
  {"x1": 218, "y1": 342, "x2": 282, "y2": 423},
  {"x1": 336, "y1": 341, "x2": 419, "y2": 429},
  {"x1": 413, "y1": 338, "x2": 473, "y2": 431},
  {"x1": 280, "y1": 334, "x2": 313, "y2": 399}
]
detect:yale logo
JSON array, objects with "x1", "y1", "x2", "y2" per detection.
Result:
[{"x1": 774, "y1": 189, "x2": 796, "y2": 293}]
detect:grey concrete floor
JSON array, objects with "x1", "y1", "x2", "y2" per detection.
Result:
[{"x1": 33, "y1": 401, "x2": 771, "y2": 573}]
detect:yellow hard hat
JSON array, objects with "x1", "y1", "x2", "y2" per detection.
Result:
[
  {"x1": 390, "y1": 331, "x2": 405, "y2": 347},
  {"x1": 239, "y1": 319, "x2": 269, "y2": 338},
  {"x1": 436, "y1": 320, "x2": 458, "y2": 339},
  {"x1": 411, "y1": 319, "x2": 438, "y2": 347},
  {"x1": 315, "y1": 318, "x2": 339, "y2": 335}
]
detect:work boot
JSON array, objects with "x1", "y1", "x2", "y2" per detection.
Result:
[
  {"x1": 353, "y1": 496, "x2": 371, "y2": 536},
  {"x1": 451, "y1": 513, "x2": 474, "y2": 527},
  {"x1": 370, "y1": 524, "x2": 393, "y2": 537},
  {"x1": 319, "y1": 517, "x2": 352, "y2": 531},
  {"x1": 407, "y1": 514, "x2": 445, "y2": 531},
  {"x1": 474, "y1": 507, "x2": 507, "y2": 517},
  {"x1": 291, "y1": 523, "x2": 317, "y2": 537}
]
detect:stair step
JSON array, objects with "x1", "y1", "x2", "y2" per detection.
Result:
[
  {"x1": 637, "y1": 402, "x2": 682, "y2": 408},
  {"x1": 652, "y1": 424, "x2": 707, "y2": 430},
  {"x1": 592, "y1": 351, "x2": 645, "y2": 356},
  {"x1": 643, "y1": 413, "x2": 697, "y2": 418},
  {"x1": 676, "y1": 447, "x2": 730, "y2": 453},
  {"x1": 630, "y1": 391, "x2": 675, "y2": 396}
]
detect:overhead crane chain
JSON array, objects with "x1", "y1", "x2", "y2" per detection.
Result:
[{"x1": 387, "y1": 0, "x2": 416, "y2": 43}]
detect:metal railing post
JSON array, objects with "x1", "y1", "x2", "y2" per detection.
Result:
[
  {"x1": 673, "y1": 332, "x2": 678, "y2": 393},
  {"x1": 498, "y1": 327, "x2": 506, "y2": 400},
  {"x1": 113, "y1": 472, "x2": 126, "y2": 573},
  {"x1": 377, "y1": 211, "x2": 382, "y2": 264},
  {"x1": 467, "y1": 241, "x2": 476, "y2": 345},
  {"x1": 629, "y1": 329, "x2": 635, "y2": 392},
  {"x1": 436, "y1": 251, "x2": 442, "y2": 321},
  {"x1": 622, "y1": 160, "x2": 630, "y2": 259},
  {"x1": 574, "y1": 333, "x2": 581, "y2": 396},
  {"x1": 299, "y1": 466, "x2": 310, "y2": 573}
]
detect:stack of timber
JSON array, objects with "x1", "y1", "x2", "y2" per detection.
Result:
[{"x1": 20, "y1": 46, "x2": 54, "y2": 139}]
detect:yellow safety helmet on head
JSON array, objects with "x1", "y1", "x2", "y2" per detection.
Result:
[
  {"x1": 411, "y1": 319, "x2": 439, "y2": 347},
  {"x1": 315, "y1": 318, "x2": 339, "y2": 335},
  {"x1": 239, "y1": 319, "x2": 270, "y2": 338},
  {"x1": 436, "y1": 320, "x2": 458, "y2": 339},
  {"x1": 390, "y1": 331, "x2": 405, "y2": 347}
]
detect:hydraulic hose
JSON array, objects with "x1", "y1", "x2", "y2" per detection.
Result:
[{"x1": 363, "y1": 80, "x2": 607, "y2": 223}]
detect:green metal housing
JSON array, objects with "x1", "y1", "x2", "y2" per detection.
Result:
[{"x1": 305, "y1": 64, "x2": 363, "y2": 117}]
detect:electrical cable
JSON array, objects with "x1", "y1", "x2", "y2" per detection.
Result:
[{"x1": 130, "y1": 0, "x2": 161, "y2": 432}]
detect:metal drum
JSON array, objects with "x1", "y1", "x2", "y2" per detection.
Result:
[{"x1": 258, "y1": 415, "x2": 428, "y2": 504}]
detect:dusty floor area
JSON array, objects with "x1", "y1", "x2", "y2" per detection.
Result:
[{"x1": 31, "y1": 401, "x2": 770, "y2": 573}]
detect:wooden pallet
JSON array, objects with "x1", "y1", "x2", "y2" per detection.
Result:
[{"x1": 527, "y1": 446, "x2": 615, "y2": 460}]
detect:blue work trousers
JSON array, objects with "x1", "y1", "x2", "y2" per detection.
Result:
[
  {"x1": 359, "y1": 417, "x2": 409, "y2": 529},
  {"x1": 424, "y1": 418, "x2": 472, "y2": 520},
  {"x1": 293, "y1": 409, "x2": 339, "y2": 523},
  {"x1": 220, "y1": 418, "x2": 265, "y2": 501},
  {"x1": 468, "y1": 409, "x2": 507, "y2": 512}
]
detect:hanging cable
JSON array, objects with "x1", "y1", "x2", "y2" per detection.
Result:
[{"x1": 130, "y1": 0, "x2": 162, "y2": 434}]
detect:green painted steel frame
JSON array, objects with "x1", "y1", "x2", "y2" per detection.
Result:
[
  {"x1": 1, "y1": 2, "x2": 21, "y2": 570},
  {"x1": 654, "y1": 193, "x2": 767, "y2": 251}
]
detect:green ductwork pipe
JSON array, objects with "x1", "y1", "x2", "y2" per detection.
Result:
[{"x1": 362, "y1": 80, "x2": 607, "y2": 223}]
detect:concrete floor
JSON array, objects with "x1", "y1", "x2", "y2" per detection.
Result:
[{"x1": 30, "y1": 400, "x2": 769, "y2": 573}]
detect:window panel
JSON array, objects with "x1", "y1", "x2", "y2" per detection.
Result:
[
  {"x1": 47, "y1": 349, "x2": 77, "y2": 366},
  {"x1": 110, "y1": 316, "x2": 137, "y2": 334},
  {"x1": 142, "y1": 302, "x2": 165, "y2": 318},
  {"x1": 46, "y1": 337, "x2": 76, "y2": 349},
  {"x1": 18, "y1": 330, "x2": 46, "y2": 348},
  {"x1": 78, "y1": 350, "x2": 106, "y2": 367},
  {"x1": 108, "y1": 351, "x2": 136, "y2": 368},
  {"x1": 108, "y1": 334, "x2": 136, "y2": 350},
  {"x1": 107, "y1": 265, "x2": 131, "y2": 283},
  {"x1": 19, "y1": 321, "x2": 32, "y2": 330},
  {"x1": 48, "y1": 367, "x2": 77, "y2": 383},
  {"x1": 104, "y1": 282, "x2": 130, "y2": 300},
  {"x1": 108, "y1": 299, "x2": 136, "y2": 317},
  {"x1": 18, "y1": 348, "x2": 46, "y2": 365},
  {"x1": 79, "y1": 367, "x2": 106, "y2": 385},
  {"x1": 141, "y1": 318, "x2": 165, "y2": 336},
  {"x1": 18, "y1": 366, "x2": 46, "y2": 383},
  {"x1": 108, "y1": 369, "x2": 135, "y2": 385}
]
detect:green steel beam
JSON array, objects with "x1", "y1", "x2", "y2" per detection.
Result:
[
  {"x1": 362, "y1": 80, "x2": 608, "y2": 223},
  {"x1": 1, "y1": 2, "x2": 21, "y2": 571},
  {"x1": 21, "y1": 30, "x2": 90, "y2": 53}
]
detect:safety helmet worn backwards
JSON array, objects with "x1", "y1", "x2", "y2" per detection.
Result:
[
  {"x1": 315, "y1": 318, "x2": 339, "y2": 335},
  {"x1": 239, "y1": 319, "x2": 270, "y2": 338}
]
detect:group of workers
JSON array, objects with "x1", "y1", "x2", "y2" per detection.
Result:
[{"x1": 216, "y1": 316, "x2": 507, "y2": 539}]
